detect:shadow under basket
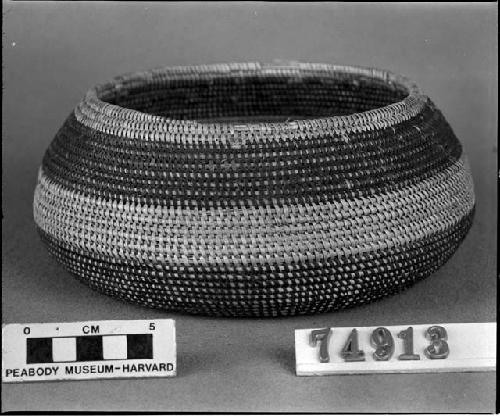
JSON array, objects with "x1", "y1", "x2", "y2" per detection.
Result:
[{"x1": 33, "y1": 62, "x2": 475, "y2": 317}]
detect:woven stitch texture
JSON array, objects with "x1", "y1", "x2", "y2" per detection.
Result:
[{"x1": 33, "y1": 62, "x2": 475, "y2": 317}]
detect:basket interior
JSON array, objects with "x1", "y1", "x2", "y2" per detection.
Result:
[{"x1": 101, "y1": 69, "x2": 409, "y2": 123}]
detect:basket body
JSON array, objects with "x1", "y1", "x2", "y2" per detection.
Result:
[{"x1": 33, "y1": 63, "x2": 475, "y2": 317}]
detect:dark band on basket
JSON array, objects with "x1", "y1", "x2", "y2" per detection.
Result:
[{"x1": 41, "y1": 106, "x2": 462, "y2": 206}]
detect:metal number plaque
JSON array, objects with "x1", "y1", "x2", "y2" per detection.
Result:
[{"x1": 295, "y1": 322, "x2": 495, "y2": 376}]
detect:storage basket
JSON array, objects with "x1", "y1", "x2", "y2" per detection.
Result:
[{"x1": 33, "y1": 62, "x2": 475, "y2": 317}]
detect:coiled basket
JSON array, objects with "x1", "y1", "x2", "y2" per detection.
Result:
[{"x1": 34, "y1": 62, "x2": 475, "y2": 317}]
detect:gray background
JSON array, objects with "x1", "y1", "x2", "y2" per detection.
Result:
[{"x1": 2, "y1": 1, "x2": 497, "y2": 412}]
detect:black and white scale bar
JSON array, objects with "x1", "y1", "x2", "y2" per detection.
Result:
[
  {"x1": 26, "y1": 334, "x2": 153, "y2": 364},
  {"x1": 2, "y1": 319, "x2": 176, "y2": 382}
]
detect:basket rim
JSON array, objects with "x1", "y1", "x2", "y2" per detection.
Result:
[{"x1": 75, "y1": 62, "x2": 429, "y2": 138}]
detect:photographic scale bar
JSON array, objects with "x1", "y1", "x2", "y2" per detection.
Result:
[
  {"x1": 26, "y1": 334, "x2": 153, "y2": 364},
  {"x1": 2, "y1": 319, "x2": 176, "y2": 382}
]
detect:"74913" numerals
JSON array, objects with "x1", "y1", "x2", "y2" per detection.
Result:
[{"x1": 310, "y1": 326, "x2": 449, "y2": 364}]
